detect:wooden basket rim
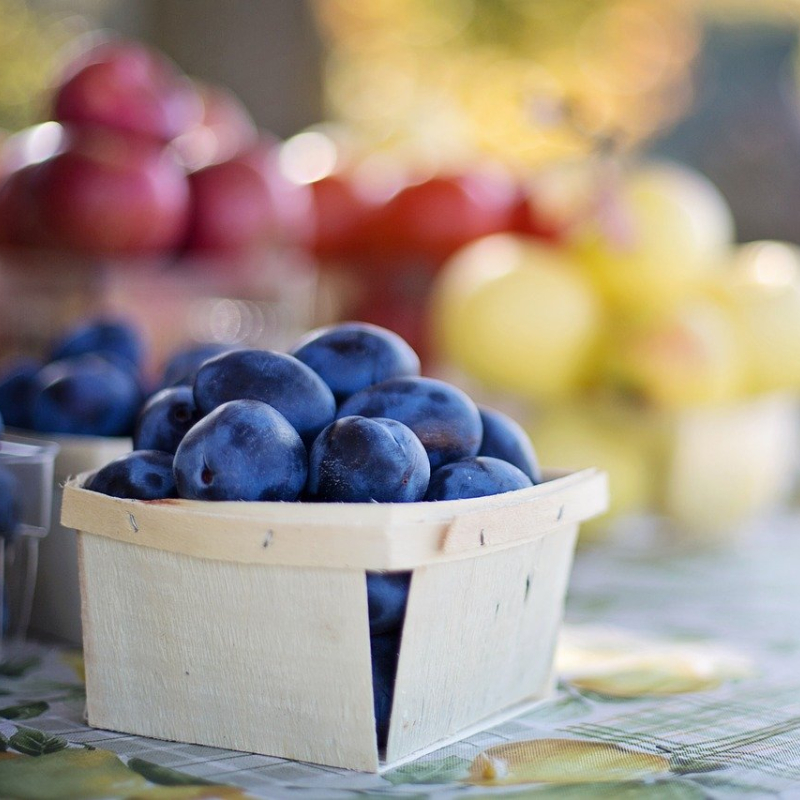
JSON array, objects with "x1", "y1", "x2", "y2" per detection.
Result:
[{"x1": 61, "y1": 467, "x2": 608, "y2": 570}]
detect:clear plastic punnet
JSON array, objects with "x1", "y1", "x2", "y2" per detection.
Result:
[{"x1": 0, "y1": 433, "x2": 59, "y2": 644}]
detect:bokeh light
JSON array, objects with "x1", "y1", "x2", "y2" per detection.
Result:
[{"x1": 314, "y1": 0, "x2": 701, "y2": 168}]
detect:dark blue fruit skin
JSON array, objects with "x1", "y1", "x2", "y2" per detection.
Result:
[
  {"x1": 30, "y1": 355, "x2": 143, "y2": 437},
  {"x1": 134, "y1": 386, "x2": 199, "y2": 455},
  {"x1": 86, "y1": 450, "x2": 178, "y2": 500},
  {"x1": 478, "y1": 406, "x2": 542, "y2": 485},
  {"x1": 159, "y1": 342, "x2": 238, "y2": 388},
  {"x1": 337, "y1": 376, "x2": 483, "y2": 472},
  {"x1": 290, "y1": 322, "x2": 420, "y2": 403},
  {"x1": 371, "y1": 629, "x2": 401, "y2": 750},
  {"x1": 425, "y1": 456, "x2": 533, "y2": 501},
  {"x1": 0, "y1": 464, "x2": 21, "y2": 542},
  {"x1": 367, "y1": 572, "x2": 411, "y2": 636},
  {"x1": 173, "y1": 399, "x2": 307, "y2": 502},
  {"x1": 49, "y1": 319, "x2": 144, "y2": 372},
  {"x1": 306, "y1": 416, "x2": 429, "y2": 503},
  {"x1": 0, "y1": 358, "x2": 42, "y2": 430},
  {"x1": 193, "y1": 349, "x2": 336, "y2": 447}
]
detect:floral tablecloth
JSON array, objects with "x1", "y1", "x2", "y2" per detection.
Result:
[{"x1": 2, "y1": 513, "x2": 800, "y2": 799}]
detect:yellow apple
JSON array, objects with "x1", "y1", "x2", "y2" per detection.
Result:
[
  {"x1": 527, "y1": 400, "x2": 662, "y2": 541},
  {"x1": 575, "y1": 161, "x2": 735, "y2": 319},
  {"x1": 430, "y1": 234, "x2": 603, "y2": 402},
  {"x1": 723, "y1": 240, "x2": 800, "y2": 394},
  {"x1": 604, "y1": 299, "x2": 746, "y2": 409}
]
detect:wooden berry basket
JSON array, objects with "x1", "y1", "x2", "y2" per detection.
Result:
[{"x1": 61, "y1": 467, "x2": 608, "y2": 772}]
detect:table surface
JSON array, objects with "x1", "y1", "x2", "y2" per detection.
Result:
[{"x1": 2, "y1": 514, "x2": 800, "y2": 799}]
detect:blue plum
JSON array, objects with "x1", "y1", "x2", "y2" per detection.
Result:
[
  {"x1": 290, "y1": 322, "x2": 420, "y2": 403},
  {"x1": 134, "y1": 386, "x2": 199, "y2": 454},
  {"x1": 159, "y1": 342, "x2": 238, "y2": 388},
  {"x1": 478, "y1": 406, "x2": 542, "y2": 484},
  {"x1": 337, "y1": 376, "x2": 483, "y2": 471},
  {"x1": 367, "y1": 572, "x2": 411, "y2": 635},
  {"x1": 30, "y1": 354, "x2": 143, "y2": 437},
  {"x1": 0, "y1": 357, "x2": 42, "y2": 430},
  {"x1": 306, "y1": 416, "x2": 429, "y2": 503},
  {"x1": 425, "y1": 456, "x2": 532, "y2": 501},
  {"x1": 371, "y1": 629, "x2": 401, "y2": 750},
  {"x1": 0, "y1": 464, "x2": 21, "y2": 542},
  {"x1": 193, "y1": 349, "x2": 336, "y2": 446},
  {"x1": 86, "y1": 450, "x2": 178, "y2": 500},
  {"x1": 173, "y1": 399, "x2": 307, "y2": 501},
  {"x1": 49, "y1": 318, "x2": 145, "y2": 372}
]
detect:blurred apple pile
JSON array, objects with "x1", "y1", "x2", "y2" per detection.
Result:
[
  {"x1": 0, "y1": 36, "x2": 327, "y2": 375},
  {"x1": 300, "y1": 131, "x2": 563, "y2": 361},
  {"x1": 0, "y1": 36, "x2": 314, "y2": 260},
  {"x1": 430, "y1": 159, "x2": 800, "y2": 543}
]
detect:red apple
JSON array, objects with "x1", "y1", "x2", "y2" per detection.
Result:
[
  {"x1": 33, "y1": 126, "x2": 191, "y2": 255},
  {"x1": 173, "y1": 81, "x2": 258, "y2": 170},
  {"x1": 52, "y1": 39, "x2": 202, "y2": 143},
  {"x1": 0, "y1": 162, "x2": 48, "y2": 246},
  {"x1": 184, "y1": 140, "x2": 315, "y2": 256},
  {"x1": 309, "y1": 172, "x2": 381, "y2": 262},
  {"x1": 369, "y1": 167, "x2": 521, "y2": 267},
  {"x1": 508, "y1": 184, "x2": 572, "y2": 243}
]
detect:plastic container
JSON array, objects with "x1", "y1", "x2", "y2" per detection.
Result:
[
  {"x1": 14, "y1": 431, "x2": 132, "y2": 646},
  {"x1": 0, "y1": 433, "x2": 59, "y2": 646}
]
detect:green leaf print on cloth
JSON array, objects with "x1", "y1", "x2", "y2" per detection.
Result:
[
  {"x1": 0, "y1": 700, "x2": 49, "y2": 720},
  {"x1": 8, "y1": 727, "x2": 67, "y2": 756}
]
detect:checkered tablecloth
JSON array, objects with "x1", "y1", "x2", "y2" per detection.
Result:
[{"x1": 3, "y1": 512, "x2": 800, "y2": 798}]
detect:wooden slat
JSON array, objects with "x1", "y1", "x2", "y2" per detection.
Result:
[
  {"x1": 80, "y1": 534, "x2": 379, "y2": 771},
  {"x1": 386, "y1": 524, "x2": 578, "y2": 761}
]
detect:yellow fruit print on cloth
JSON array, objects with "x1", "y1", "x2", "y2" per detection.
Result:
[
  {"x1": 0, "y1": 748, "x2": 152, "y2": 800},
  {"x1": 0, "y1": 747, "x2": 253, "y2": 800},
  {"x1": 127, "y1": 787, "x2": 251, "y2": 799},
  {"x1": 556, "y1": 624, "x2": 754, "y2": 698},
  {"x1": 58, "y1": 649, "x2": 85, "y2": 684},
  {"x1": 467, "y1": 738, "x2": 671, "y2": 785}
]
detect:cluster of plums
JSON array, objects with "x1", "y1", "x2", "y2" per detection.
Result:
[
  {"x1": 87, "y1": 323, "x2": 541, "y2": 504},
  {"x1": 0, "y1": 320, "x2": 153, "y2": 437},
  {"x1": 26, "y1": 319, "x2": 540, "y2": 748}
]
